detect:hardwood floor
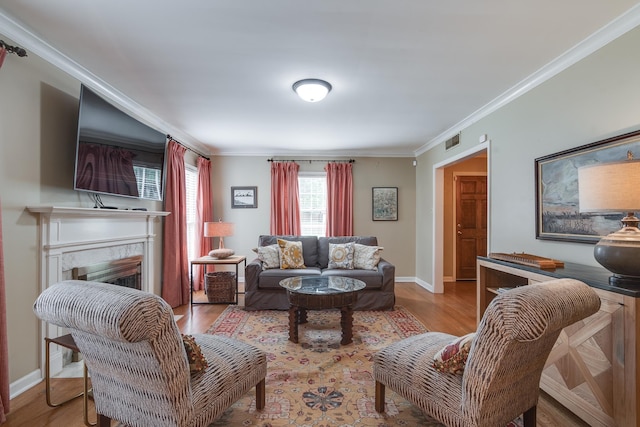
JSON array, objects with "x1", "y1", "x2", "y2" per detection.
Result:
[{"x1": 4, "y1": 281, "x2": 589, "y2": 426}]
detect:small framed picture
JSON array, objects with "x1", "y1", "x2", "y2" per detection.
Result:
[
  {"x1": 231, "y1": 186, "x2": 257, "y2": 208},
  {"x1": 372, "y1": 187, "x2": 398, "y2": 221}
]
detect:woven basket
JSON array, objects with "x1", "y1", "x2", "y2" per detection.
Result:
[{"x1": 205, "y1": 271, "x2": 236, "y2": 303}]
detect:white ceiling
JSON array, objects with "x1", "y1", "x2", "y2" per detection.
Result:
[{"x1": 1, "y1": 1, "x2": 640, "y2": 157}]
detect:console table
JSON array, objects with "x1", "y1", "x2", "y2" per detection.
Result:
[{"x1": 477, "y1": 256, "x2": 640, "y2": 427}]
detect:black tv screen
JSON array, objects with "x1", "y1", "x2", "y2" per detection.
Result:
[{"x1": 73, "y1": 84, "x2": 166, "y2": 201}]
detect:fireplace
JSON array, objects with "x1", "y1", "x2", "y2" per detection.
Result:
[{"x1": 72, "y1": 255, "x2": 143, "y2": 290}]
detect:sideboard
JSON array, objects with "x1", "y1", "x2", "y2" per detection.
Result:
[{"x1": 477, "y1": 256, "x2": 640, "y2": 427}]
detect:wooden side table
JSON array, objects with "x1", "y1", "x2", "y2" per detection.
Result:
[
  {"x1": 45, "y1": 334, "x2": 95, "y2": 426},
  {"x1": 189, "y1": 255, "x2": 246, "y2": 305}
]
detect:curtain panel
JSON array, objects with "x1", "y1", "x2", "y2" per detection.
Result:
[
  {"x1": 270, "y1": 162, "x2": 301, "y2": 235},
  {"x1": 0, "y1": 198, "x2": 8, "y2": 422},
  {"x1": 194, "y1": 157, "x2": 213, "y2": 291},
  {"x1": 161, "y1": 141, "x2": 190, "y2": 307},
  {"x1": 325, "y1": 162, "x2": 354, "y2": 236}
]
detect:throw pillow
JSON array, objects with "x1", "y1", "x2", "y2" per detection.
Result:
[
  {"x1": 353, "y1": 244, "x2": 383, "y2": 270},
  {"x1": 433, "y1": 332, "x2": 475, "y2": 375},
  {"x1": 328, "y1": 242, "x2": 355, "y2": 269},
  {"x1": 253, "y1": 244, "x2": 280, "y2": 270},
  {"x1": 182, "y1": 334, "x2": 208, "y2": 374},
  {"x1": 277, "y1": 239, "x2": 306, "y2": 269}
]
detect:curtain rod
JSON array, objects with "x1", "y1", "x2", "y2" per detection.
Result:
[
  {"x1": 268, "y1": 158, "x2": 355, "y2": 163},
  {"x1": 167, "y1": 135, "x2": 210, "y2": 160},
  {"x1": 0, "y1": 40, "x2": 27, "y2": 57}
]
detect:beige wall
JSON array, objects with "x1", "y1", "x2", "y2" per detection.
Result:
[
  {"x1": 0, "y1": 37, "x2": 164, "y2": 385},
  {"x1": 210, "y1": 156, "x2": 416, "y2": 277},
  {"x1": 415, "y1": 25, "x2": 640, "y2": 288}
]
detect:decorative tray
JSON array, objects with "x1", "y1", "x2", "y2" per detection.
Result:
[{"x1": 488, "y1": 252, "x2": 565, "y2": 270}]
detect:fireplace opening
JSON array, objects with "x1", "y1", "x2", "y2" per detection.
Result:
[{"x1": 72, "y1": 255, "x2": 143, "y2": 290}]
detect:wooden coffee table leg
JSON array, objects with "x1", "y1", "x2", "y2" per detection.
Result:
[
  {"x1": 340, "y1": 305, "x2": 353, "y2": 345},
  {"x1": 298, "y1": 308, "x2": 308, "y2": 324},
  {"x1": 288, "y1": 306, "x2": 299, "y2": 343}
]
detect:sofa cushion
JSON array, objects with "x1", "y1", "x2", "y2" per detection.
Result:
[
  {"x1": 320, "y1": 268, "x2": 384, "y2": 289},
  {"x1": 277, "y1": 239, "x2": 306, "y2": 269},
  {"x1": 318, "y1": 236, "x2": 378, "y2": 269},
  {"x1": 259, "y1": 235, "x2": 319, "y2": 267},
  {"x1": 328, "y1": 242, "x2": 355, "y2": 269},
  {"x1": 353, "y1": 243, "x2": 383, "y2": 270},
  {"x1": 258, "y1": 267, "x2": 322, "y2": 289},
  {"x1": 252, "y1": 244, "x2": 280, "y2": 270}
]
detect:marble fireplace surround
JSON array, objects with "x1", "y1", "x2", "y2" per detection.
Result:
[{"x1": 27, "y1": 206, "x2": 169, "y2": 376}]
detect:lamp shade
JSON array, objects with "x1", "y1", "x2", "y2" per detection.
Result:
[
  {"x1": 578, "y1": 160, "x2": 640, "y2": 212},
  {"x1": 204, "y1": 221, "x2": 234, "y2": 237},
  {"x1": 292, "y1": 79, "x2": 332, "y2": 102}
]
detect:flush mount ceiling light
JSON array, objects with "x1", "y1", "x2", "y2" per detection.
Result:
[{"x1": 292, "y1": 79, "x2": 332, "y2": 102}]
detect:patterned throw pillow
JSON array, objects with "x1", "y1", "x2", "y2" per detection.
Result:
[
  {"x1": 253, "y1": 244, "x2": 280, "y2": 270},
  {"x1": 353, "y1": 244, "x2": 383, "y2": 270},
  {"x1": 277, "y1": 239, "x2": 306, "y2": 269},
  {"x1": 433, "y1": 332, "x2": 475, "y2": 375},
  {"x1": 328, "y1": 242, "x2": 355, "y2": 269},
  {"x1": 182, "y1": 334, "x2": 208, "y2": 374}
]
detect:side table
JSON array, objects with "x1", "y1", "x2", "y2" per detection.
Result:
[{"x1": 190, "y1": 255, "x2": 246, "y2": 305}]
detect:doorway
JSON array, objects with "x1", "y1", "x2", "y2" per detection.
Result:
[{"x1": 454, "y1": 174, "x2": 487, "y2": 280}]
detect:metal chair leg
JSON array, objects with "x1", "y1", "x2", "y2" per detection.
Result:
[{"x1": 45, "y1": 337, "x2": 83, "y2": 407}]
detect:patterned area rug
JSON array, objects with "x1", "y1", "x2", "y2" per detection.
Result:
[{"x1": 205, "y1": 306, "x2": 522, "y2": 427}]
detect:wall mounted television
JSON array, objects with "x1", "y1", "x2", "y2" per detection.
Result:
[{"x1": 73, "y1": 84, "x2": 167, "y2": 201}]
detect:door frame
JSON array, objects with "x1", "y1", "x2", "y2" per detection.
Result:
[
  {"x1": 432, "y1": 141, "x2": 490, "y2": 293},
  {"x1": 452, "y1": 172, "x2": 488, "y2": 281}
]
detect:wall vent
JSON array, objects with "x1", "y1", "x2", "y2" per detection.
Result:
[{"x1": 445, "y1": 134, "x2": 460, "y2": 150}]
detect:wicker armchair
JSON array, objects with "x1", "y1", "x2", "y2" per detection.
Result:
[
  {"x1": 34, "y1": 280, "x2": 267, "y2": 427},
  {"x1": 373, "y1": 278, "x2": 601, "y2": 427}
]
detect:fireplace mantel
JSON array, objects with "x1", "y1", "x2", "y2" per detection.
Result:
[{"x1": 28, "y1": 205, "x2": 169, "y2": 376}]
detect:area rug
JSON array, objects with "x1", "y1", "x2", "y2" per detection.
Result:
[{"x1": 205, "y1": 306, "x2": 522, "y2": 427}]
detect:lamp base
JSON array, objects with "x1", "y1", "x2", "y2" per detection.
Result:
[
  {"x1": 208, "y1": 248, "x2": 234, "y2": 259},
  {"x1": 594, "y1": 224, "x2": 640, "y2": 287}
]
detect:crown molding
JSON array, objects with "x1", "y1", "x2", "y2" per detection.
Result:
[
  {"x1": 414, "y1": 4, "x2": 640, "y2": 157},
  {"x1": 0, "y1": 8, "x2": 209, "y2": 156}
]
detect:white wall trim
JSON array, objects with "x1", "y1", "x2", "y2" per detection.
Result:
[
  {"x1": 9, "y1": 369, "x2": 41, "y2": 400},
  {"x1": 415, "y1": 4, "x2": 640, "y2": 156},
  {"x1": 433, "y1": 143, "x2": 490, "y2": 294}
]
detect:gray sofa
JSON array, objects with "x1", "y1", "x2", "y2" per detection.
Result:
[{"x1": 244, "y1": 235, "x2": 395, "y2": 311}]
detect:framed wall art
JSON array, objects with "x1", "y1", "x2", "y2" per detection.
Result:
[
  {"x1": 535, "y1": 129, "x2": 640, "y2": 243},
  {"x1": 372, "y1": 187, "x2": 398, "y2": 221},
  {"x1": 231, "y1": 186, "x2": 257, "y2": 208}
]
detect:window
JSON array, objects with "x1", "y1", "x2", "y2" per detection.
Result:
[
  {"x1": 133, "y1": 166, "x2": 162, "y2": 200},
  {"x1": 298, "y1": 173, "x2": 327, "y2": 237},
  {"x1": 185, "y1": 165, "x2": 198, "y2": 261}
]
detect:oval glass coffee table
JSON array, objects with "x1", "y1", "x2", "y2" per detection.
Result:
[{"x1": 279, "y1": 276, "x2": 366, "y2": 345}]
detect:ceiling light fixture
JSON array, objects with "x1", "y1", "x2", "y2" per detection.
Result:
[{"x1": 292, "y1": 79, "x2": 332, "y2": 102}]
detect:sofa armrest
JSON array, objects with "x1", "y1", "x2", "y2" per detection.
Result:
[
  {"x1": 245, "y1": 258, "x2": 262, "y2": 292},
  {"x1": 377, "y1": 258, "x2": 395, "y2": 292}
]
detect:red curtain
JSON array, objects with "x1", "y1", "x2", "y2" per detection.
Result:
[
  {"x1": 270, "y1": 162, "x2": 301, "y2": 235},
  {"x1": 193, "y1": 157, "x2": 213, "y2": 291},
  {"x1": 161, "y1": 140, "x2": 190, "y2": 307},
  {"x1": 325, "y1": 162, "x2": 354, "y2": 237},
  {"x1": 0, "y1": 197, "x2": 8, "y2": 422}
]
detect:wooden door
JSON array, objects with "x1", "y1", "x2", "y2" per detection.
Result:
[{"x1": 455, "y1": 175, "x2": 487, "y2": 280}]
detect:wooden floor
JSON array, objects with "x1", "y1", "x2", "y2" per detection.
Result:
[{"x1": 4, "y1": 281, "x2": 589, "y2": 426}]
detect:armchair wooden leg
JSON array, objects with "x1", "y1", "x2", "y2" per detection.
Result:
[
  {"x1": 522, "y1": 405, "x2": 536, "y2": 427},
  {"x1": 97, "y1": 414, "x2": 111, "y2": 427},
  {"x1": 374, "y1": 381, "x2": 385, "y2": 413},
  {"x1": 255, "y1": 379, "x2": 266, "y2": 410}
]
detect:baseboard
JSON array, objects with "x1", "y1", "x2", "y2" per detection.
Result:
[
  {"x1": 443, "y1": 275, "x2": 454, "y2": 282},
  {"x1": 10, "y1": 369, "x2": 42, "y2": 399},
  {"x1": 414, "y1": 277, "x2": 435, "y2": 293}
]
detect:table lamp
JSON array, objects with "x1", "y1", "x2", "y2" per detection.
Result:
[
  {"x1": 578, "y1": 156, "x2": 640, "y2": 286},
  {"x1": 204, "y1": 220, "x2": 235, "y2": 259}
]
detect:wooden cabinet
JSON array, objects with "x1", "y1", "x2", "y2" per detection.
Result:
[{"x1": 477, "y1": 257, "x2": 640, "y2": 427}]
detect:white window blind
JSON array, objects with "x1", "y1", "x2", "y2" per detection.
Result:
[
  {"x1": 298, "y1": 173, "x2": 327, "y2": 237},
  {"x1": 133, "y1": 166, "x2": 162, "y2": 200},
  {"x1": 185, "y1": 166, "x2": 198, "y2": 261}
]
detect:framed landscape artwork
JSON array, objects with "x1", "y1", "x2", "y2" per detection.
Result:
[
  {"x1": 535, "y1": 129, "x2": 640, "y2": 243},
  {"x1": 372, "y1": 187, "x2": 398, "y2": 221},
  {"x1": 231, "y1": 186, "x2": 257, "y2": 208}
]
